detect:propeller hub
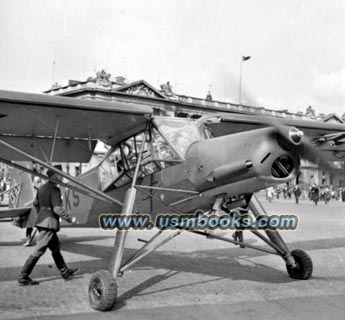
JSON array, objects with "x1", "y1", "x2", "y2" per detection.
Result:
[{"x1": 289, "y1": 127, "x2": 304, "y2": 145}]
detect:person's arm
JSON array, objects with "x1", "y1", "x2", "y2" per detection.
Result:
[
  {"x1": 53, "y1": 206, "x2": 74, "y2": 223},
  {"x1": 51, "y1": 188, "x2": 77, "y2": 224}
]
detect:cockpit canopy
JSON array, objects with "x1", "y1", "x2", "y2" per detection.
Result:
[
  {"x1": 94, "y1": 116, "x2": 210, "y2": 191},
  {"x1": 154, "y1": 117, "x2": 207, "y2": 157}
]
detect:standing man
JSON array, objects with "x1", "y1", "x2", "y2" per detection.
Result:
[
  {"x1": 18, "y1": 165, "x2": 78, "y2": 286},
  {"x1": 293, "y1": 184, "x2": 301, "y2": 204},
  {"x1": 0, "y1": 177, "x2": 6, "y2": 202},
  {"x1": 310, "y1": 183, "x2": 319, "y2": 205},
  {"x1": 267, "y1": 186, "x2": 275, "y2": 202}
]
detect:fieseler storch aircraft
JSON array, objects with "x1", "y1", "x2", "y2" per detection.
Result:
[{"x1": 0, "y1": 89, "x2": 344, "y2": 311}]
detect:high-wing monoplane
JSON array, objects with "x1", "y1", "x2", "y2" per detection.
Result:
[{"x1": 0, "y1": 89, "x2": 344, "y2": 311}]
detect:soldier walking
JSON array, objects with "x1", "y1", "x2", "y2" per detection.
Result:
[{"x1": 18, "y1": 165, "x2": 79, "y2": 286}]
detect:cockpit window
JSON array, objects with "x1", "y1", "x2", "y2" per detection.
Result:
[
  {"x1": 96, "y1": 124, "x2": 183, "y2": 190},
  {"x1": 156, "y1": 118, "x2": 203, "y2": 157}
]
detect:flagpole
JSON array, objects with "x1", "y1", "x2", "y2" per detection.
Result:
[
  {"x1": 239, "y1": 54, "x2": 243, "y2": 106},
  {"x1": 238, "y1": 55, "x2": 251, "y2": 106},
  {"x1": 52, "y1": 60, "x2": 56, "y2": 86}
]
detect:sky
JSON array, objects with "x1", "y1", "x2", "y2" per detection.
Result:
[{"x1": 1, "y1": 0, "x2": 345, "y2": 116}]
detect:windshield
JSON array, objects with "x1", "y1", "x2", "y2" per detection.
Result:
[{"x1": 156, "y1": 118, "x2": 203, "y2": 157}]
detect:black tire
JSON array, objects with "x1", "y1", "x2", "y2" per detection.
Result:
[
  {"x1": 286, "y1": 249, "x2": 313, "y2": 280},
  {"x1": 88, "y1": 270, "x2": 117, "y2": 311}
]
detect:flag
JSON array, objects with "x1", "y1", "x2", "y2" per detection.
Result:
[{"x1": 242, "y1": 56, "x2": 251, "y2": 61}]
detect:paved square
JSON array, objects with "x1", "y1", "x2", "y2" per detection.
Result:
[{"x1": 1, "y1": 196, "x2": 345, "y2": 319}]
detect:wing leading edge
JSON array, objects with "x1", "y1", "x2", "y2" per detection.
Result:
[
  {"x1": 208, "y1": 113, "x2": 345, "y2": 138},
  {"x1": 206, "y1": 113, "x2": 345, "y2": 161}
]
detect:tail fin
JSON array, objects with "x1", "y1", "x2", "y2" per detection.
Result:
[{"x1": 9, "y1": 162, "x2": 36, "y2": 208}]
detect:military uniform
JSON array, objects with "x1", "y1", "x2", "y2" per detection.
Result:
[
  {"x1": 35, "y1": 181, "x2": 71, "y2": 231},
  {"x1": 18, "y1": 168, "x2": 78, "y2": 286}
]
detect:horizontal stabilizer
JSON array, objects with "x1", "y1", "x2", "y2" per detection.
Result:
[
  {"x1": 0, "y1": 136, "x2": 97, "y2": 163},
  {"x1": 0, "y1": 207, "x2": 31, "y2": 219}
]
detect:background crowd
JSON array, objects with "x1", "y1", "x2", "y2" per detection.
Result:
[{"x1": 266, "y1": 183, "x2": 345, "y2": 205}]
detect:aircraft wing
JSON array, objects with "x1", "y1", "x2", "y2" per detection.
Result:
[
  {"x1": 207, "y1": 113, "x2": 345, "y2": 137},
  {"x1": 0, "y1": 207, "x2": 31, "y2": 219},
  {"x1": 206, "y1": 113, "x2": 345, "y2": 161},
  {"x1": 0, "y1": 90, "x2": 153, "y2": 162},
  {"x1": 315, "y1": 132, "x2": 345, "y2": 144}
]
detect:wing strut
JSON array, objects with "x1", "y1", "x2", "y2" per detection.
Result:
[
  {"x1": 50, "y1": 116, "x2": 60, "y2": 163},
  {"x1": 0, "y1": 137, "x2": 123, "y2": 207},
  {"x1": 108, "y1": 122, "x2": 150, "y2": 279},
  {"x1": 88, "y1": 123, "x2": 151, "y2": 311},
  {"x1": 0, "y1": 158, "x2": 117, "y2": 204}
]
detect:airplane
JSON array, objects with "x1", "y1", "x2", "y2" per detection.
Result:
[{"x1": 0, "y1": 89, "x2": 344, "y2": 311}]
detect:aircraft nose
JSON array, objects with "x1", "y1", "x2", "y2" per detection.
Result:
[{"x1": 288, "y1": 127, "x2": 304, "y2": 145}]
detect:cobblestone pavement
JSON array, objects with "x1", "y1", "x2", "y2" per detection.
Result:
[{"x1": 1, "y1": 197, "x2": 345, "y2": 319}]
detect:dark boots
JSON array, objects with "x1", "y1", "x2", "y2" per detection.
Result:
[
  {"x1": 18, "y1": 255, "x2": 40, "y2": 286},
  {"x1": 60, "y1": 267, "x2": 79, "y2": 280},
  {"x1": 52, "y1": 250, "x2": 66, "y2": 270},
  {"x1": 18, "y1": 252, "x2": 78, "y2": 285},
  {"x1": 52, "y1": 250, "x2": 79, "y2": 280}
]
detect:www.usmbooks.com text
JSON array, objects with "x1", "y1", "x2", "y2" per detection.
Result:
[{"x1": 99, "y1": 212, "x2": 298, "y2": 231}]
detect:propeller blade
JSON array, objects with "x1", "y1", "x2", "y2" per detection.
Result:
[{"x1": 269, "y1": 124, "x2": 335, "y2": 173}]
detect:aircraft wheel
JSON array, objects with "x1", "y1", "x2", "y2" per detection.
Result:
[
  {"x1": 88, "y1": 270, "x2": 117, "y2": 311},
  {"x1": 286, "y1": 249, "x2": 313, "y2": 280}
]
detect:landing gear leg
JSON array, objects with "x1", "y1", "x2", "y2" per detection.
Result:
[
  {"x1": 88, "y1": 187, "x2": 137, "y2": 311},
  {"x1": 88, "y1": 125, "x2": 150, "y2": 311},
  {"x1": 249, "y1": 194, "x2": 313, "y2": 280}
]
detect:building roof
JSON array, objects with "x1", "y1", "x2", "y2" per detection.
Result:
[{"x1": 43, "y1": 70, "x2": 344, "y2": 122}]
